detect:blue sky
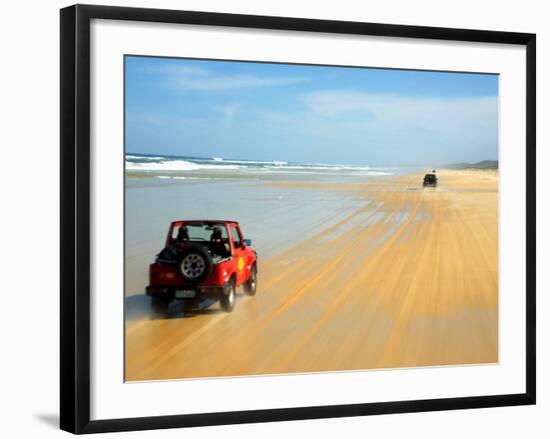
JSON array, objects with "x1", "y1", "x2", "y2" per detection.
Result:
[{"x1": 125, "y1": 56, "x2": 498, "y2": 166}]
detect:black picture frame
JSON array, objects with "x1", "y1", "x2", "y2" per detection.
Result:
[{"x1": 60, "y1": 4, "x2": 536, "y2": 434}]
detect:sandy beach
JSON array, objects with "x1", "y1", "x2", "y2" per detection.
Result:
[{"x1": 125, "y1": 168, "x2": 498, "y2": 381}]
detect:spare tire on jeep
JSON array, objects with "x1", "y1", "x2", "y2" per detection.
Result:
[{"x1": 177, "y1": 244, "x2": 213, "y2": 282}]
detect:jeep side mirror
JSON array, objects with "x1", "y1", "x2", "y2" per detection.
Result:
[{"x1": 243, "y1": 239, "x2": 252, "y2": 247}]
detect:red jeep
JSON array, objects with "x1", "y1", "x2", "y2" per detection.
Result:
[{"x1": 146, "y1": 220, "x2": 257, "y2": 314}]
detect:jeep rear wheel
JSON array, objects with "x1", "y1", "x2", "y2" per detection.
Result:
[
  {"x1": 220, "y1": 279, "x2": 236, "y2": 312},
  {"x1": 243, "y1": 266, "x2": 257, "y2": 296}
]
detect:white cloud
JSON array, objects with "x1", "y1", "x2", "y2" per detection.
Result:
[
  {"x1": 215, "y1": 103, "x2": 243, "y2": 118},
  {"x1": 142, "y1": 63, "x2": 307, "y2": 91},
  {"x1": 302, "y1": 89, "x2": 497, "y2": 120},
  {"x1": 140, "y1": 64, "x2": 208, "y2": 76},
  {"x1": 174, "y1": 74, "x2": 306, "y2": 91},
  {"x1": 300, "y1": 89, "x2": 498, "y2": 146}
]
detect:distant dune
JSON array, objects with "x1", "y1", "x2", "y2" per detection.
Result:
[{"x1": 444, "y1": 160, "x2": 498, "y2": 170}]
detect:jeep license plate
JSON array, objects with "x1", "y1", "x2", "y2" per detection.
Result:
[{"x1": 175, "y1": 289, "x2": 196, "y2": 299}]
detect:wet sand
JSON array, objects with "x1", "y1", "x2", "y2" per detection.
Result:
[{"x1": 125, "y1": 169, "x2": 498, "y2": 381}]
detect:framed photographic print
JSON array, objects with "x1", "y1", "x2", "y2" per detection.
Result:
[{"x1": 60, "y1": 4, "x2": 536, "y2": 434}]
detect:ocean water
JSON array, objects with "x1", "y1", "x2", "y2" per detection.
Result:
[{"x1": 125, "y1": 153, "x2": 405, "y2": 183}]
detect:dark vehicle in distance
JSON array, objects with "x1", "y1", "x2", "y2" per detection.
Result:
[{"x1": 423, "y1": 173, "x2": 437, "y2": 188}]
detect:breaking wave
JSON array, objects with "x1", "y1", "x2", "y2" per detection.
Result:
[{"x1": 125, "y1": 153, "x2": 396, "y2": 177}]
